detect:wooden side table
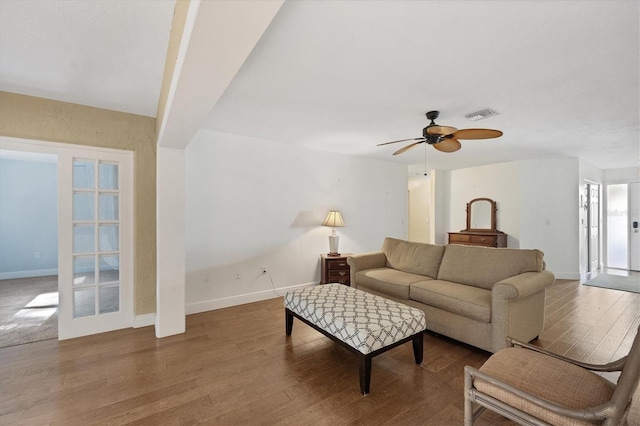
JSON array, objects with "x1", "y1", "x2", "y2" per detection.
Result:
[{"x1": 320, "y1": 253, "x2": 352, "y2": 286}]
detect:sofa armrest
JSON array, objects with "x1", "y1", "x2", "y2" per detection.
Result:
[
  {"x1": 492, "y1": 271, "x2": 556, "y2": 301},
  {"x1": 490, "y1": 271, "x2": 556, "y2": 352},
  {"x1": 347, "y1": 252, "x2": 387, "y2": 289}
]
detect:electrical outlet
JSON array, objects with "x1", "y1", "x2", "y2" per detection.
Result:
[
  {"x1": 234, "y1": 271, "x2": 241, "y2": 280},
  {"x1": 33, "y1": 251, "x2": 40, "y2": 259},
  {"x1": 261, "y1": 266, "x2": 268, "y2": 274}
]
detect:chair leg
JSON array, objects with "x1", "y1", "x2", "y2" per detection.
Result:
[{"x1": 464, "y1": 366, "x2": 476, "y2": 426}]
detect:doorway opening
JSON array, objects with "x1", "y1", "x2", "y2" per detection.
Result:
[
  {"x1": 1, "y1": 137, "x2": 134, "y2": 344},
  {"x1": 581, "y1": 181, "x2": 601, "y2": 282},
  {"x1": 0, "y1": 150, "x2": 59, "y2": 348},
  {"x1": 606, "y1": 182, "x2": 640, "y2": 272}
]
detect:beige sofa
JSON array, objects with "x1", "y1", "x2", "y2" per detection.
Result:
[{"x1": 347, "y1": 237, "x2": 555, "y2": 353}]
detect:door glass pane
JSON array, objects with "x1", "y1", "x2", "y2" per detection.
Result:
[
  {"x1": 99, "y1": 225, "x2": 119, "y2": 252},
  {"x1": 99, "y1": 163, "x2": 118, "y2": 190},
  {"x1": 99, "y1": 255, "x2": 119, "y2": 283},
  {"x1": 99, "y1": 194, "x2": 119, "y2": 220},
  {"x1": 607, "y1": 184, "x2": 628, "y2": 269},
  {"x1": 74, "y1": 256, "x2": 95, "y2": 285},
  {"x1": 99, "y1": 286, "x2": 119, "y2": 314},
  {"x1": 73, "y1": 160, "x2": 95, "y2": 189},
  {"x1": 73, "y1": 192, "x2": 95, "y2": 221},
  {"x1": 74, "y1": 288, "x2": 95, "y2": 318},
  {"x1": 73, "y1": 224, "x2": 95, "y2": 253}
]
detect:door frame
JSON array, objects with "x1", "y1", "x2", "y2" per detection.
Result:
[
  {"x1": 629, "y1": 182, "x2": 640, "y2": 271},
  {"x1": 0, "y1": 136, "x2": 134, "y2": 339},
  {"x1": 604, "y1": 181, "x2": 640, "y2": 272},
  {"x1": 581, "y1": 180, "x2": 602, "y2": 281}
]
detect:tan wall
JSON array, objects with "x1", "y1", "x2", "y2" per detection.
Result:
[
  {"x1": 156, "y1": 0, "x2": 191, "y2": 136},
  {"x1": 0, "y1": 91, "x2": 157, "y2": 315}
]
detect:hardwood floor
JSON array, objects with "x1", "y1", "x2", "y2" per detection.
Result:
[{"x1": 1, "y1": 279, "x2": 638, "y2": 425}]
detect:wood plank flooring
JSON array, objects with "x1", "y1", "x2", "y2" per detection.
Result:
[{"x1": 1, "y1": 279, "x2": 639, "y2": 425}]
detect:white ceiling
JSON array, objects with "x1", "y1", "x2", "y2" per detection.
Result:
[
  {"x1": 0, "y1": 0, "x2": 175, "y2": 117},
  {"x1": 1, "y1": 0, "x2": 638, "y2": 171}
]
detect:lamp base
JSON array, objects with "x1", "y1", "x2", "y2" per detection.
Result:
[
  {"x1": 328, "y1": 235, "x2": 339, "y2": 256},
  {"x1": 327, "y1": 252, "x2": 341, "y2": 257}
]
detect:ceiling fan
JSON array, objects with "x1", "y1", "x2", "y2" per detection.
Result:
[{"x1": 378, "y1": 111, "x2": 503, "y2": 155}]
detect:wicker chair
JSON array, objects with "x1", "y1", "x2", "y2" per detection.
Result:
[{"x1": 464, "y1": 325, "x2": 640, "y2": 425}]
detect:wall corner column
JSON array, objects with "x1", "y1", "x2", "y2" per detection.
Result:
[{"x1": 156, "y1": 145, "x2": 186, "y2": 337}]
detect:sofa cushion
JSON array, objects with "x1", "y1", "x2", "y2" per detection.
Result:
[
  {"x1": 438, "y1": 245, "x2": 544, "y2": 290},
  {"x1": 356, "y1": 267, "x2": 432, "y2": 300},
  {"x1": 410, "y1": 280, "x2": 491, "y2": 323},
  {"x1": 381, "y1": 237, "x2": 445, "y2": 278}
]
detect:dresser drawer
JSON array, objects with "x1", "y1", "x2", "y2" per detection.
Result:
[
  {"x1": 328, "y1": 273, "x2": 350, "y2": 285},
  {"x1": 328, "y1": 269, "x2": 350, "y2": 280},
  {"x1": 327, "y1": 259, "x2": 349, "y2": 269},
  {"x1": 470, "y1": 235, "x2": 497, "y2": 246},
  {"x1": 449, "y1": 233, "x2": 471, "y2": 243}
]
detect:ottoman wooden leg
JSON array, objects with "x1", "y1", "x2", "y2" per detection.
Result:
[
  {"x1": 359, "y1": 354, "x2": 372, "y2": 395},
  {"x1": 285, "y1": 309, "x2": 294, "y2": 336},
  {"x1": 412, "y1": 332, "x2": 423, "y2": 364}
]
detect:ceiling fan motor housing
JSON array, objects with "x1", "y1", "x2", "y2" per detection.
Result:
[
  {"x1": 422, "y1": 126, "x2": 441, "y2": 144},
  {"x1": 423, "y1": 111, "x2": 443, "y2": 144}
]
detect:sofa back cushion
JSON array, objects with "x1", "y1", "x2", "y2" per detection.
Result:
[
  {"x1": 437, "y1": 245, "x2": 545, "y2": 290},
  {"x1": 381, "y1": 237, "x2": 445, "y2": 278}
]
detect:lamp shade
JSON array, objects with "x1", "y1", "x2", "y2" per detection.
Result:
[{"x1": 322, "y1": 210, "x2": 345, "y2": 228}]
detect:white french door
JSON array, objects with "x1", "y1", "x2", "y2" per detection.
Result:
[
  {"x1": 588, "y1": 183, "x2": 600, "y2": 272},
  {"x1": 58, "y1": 149, "x2": 133, "y2": 339},
  {"x1": 0, "y1": 137, "x2": 134, "y2": 340}
]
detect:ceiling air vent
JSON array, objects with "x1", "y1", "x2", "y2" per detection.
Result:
[{"x1": 464, "y1": 108, "x2": 499, "y2": 121}]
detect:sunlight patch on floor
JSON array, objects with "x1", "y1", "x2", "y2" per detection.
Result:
[
  {"x1": 26, "y1": 292, "x2": 59, "y2": 308},
  {"x1": 0, "y1": 292, "x2": 60, "y2": 329}
]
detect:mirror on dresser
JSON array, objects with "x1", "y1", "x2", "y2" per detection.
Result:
[
  {"x1": 448, "y1": 198, "x2": 507, "y2": 247},
  {"x1": 467, "y1": 198, "x2": 496, "y2": 231}
]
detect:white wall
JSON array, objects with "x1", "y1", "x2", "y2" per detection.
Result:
[
  {"x1": 430, "y1": 169, "x2": 450, "y2": 244},
  {"x1": 445, "y1": 158, "x2": 580, "y2": 279},
  {"x1": 520, "y1": 158, "x2": 580, "y2": 278},
  {"x1": 156, "y1": 146, "x2": 186, "y2": 337},
  {"x1": 603, "y1": 167, "x2": 639, "y2": 183},
  {"x1": 0, "y1": 157, "x2": 58, "y2": 279},
  {"x1": 449, "y1": 162, "x2": 521, "y2": 245},
  {"x1": 408, "y1": 175, "x2": 430, "y2": 243},
  {"x1": 184, "y1": 129, "x2": 408, "y2": 313}
]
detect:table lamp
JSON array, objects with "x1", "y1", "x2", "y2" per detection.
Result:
[{"x1": 322, "y1": 210, "x2": 345, "y2": 256}]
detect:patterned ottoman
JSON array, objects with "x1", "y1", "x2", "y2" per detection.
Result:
[{"x1": 284, "y1": 283, "x2": 426, "y2": 394}]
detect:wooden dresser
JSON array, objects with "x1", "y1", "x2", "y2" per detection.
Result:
[
  {"x1": 449, "y1": 197, "x2": 508, "y2": 247},
  {"x1": 320, "y1": 253, "x2": 352, "y2": 285},
  {"x1": 448, "y1": 231, "x2": 507, "y2": 248}
]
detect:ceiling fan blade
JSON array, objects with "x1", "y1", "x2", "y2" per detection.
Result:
[
  {"x1": 377, "y1": 137, "x2": 424, "y2": 146},
  {"x1": 393, "y1": 141, "x2": 423, "y2": 155},
  {"x1": 453, "y1": 128, "x2": 503, "y2": 139},
  {"x1": 432, "y1": 138, "x2": 461, "y2": 153},
  {"x1": 426, "y1": 125, "x2": 458, "y2": 136}
]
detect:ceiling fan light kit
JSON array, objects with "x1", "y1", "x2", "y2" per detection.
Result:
[{"x1": 378, "y1": 110, "x2": 503, "y2": 155}]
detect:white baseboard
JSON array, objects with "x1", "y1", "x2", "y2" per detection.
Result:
[
  {"x1": 0, "y1": 268, "x2": 58, "y2": 280},
  {"x1": 133, "y1": 313, "x2": 156, "y2": 328},
  {"x1": 554, "y1": 272, "x2": 580, "y2": 280},
  {"x1": 186, "y1": 282, "x2": 316, "y2": 315}
]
